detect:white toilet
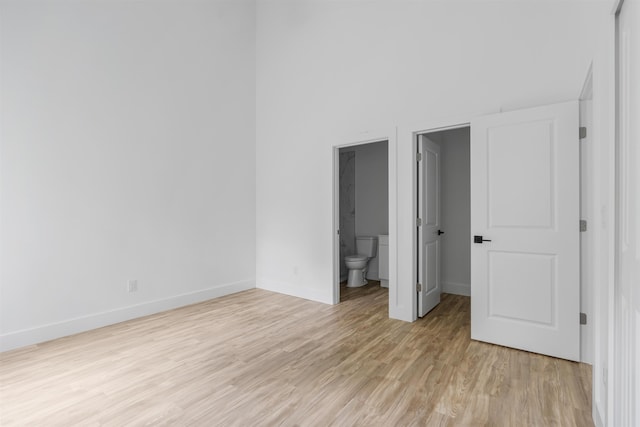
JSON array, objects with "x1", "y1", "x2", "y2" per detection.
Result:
[{"x1": 344, "y1": 236, "x2": 378, "y2": 288}]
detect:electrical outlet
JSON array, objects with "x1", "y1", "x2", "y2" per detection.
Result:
[{"x1": 127, "y1": 280, "x2": 138, "y2": 293}]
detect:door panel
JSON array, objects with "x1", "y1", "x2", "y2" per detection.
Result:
[
  {"x1": 426, "y1": 149, "x2": 438, "y2": 226},
  {"x1": 487, "y1": 121, "x2": 554, "y2": 228},
  {"x1": 426, "y1": 240, "x2": 438, "y2": 292},
  {"x1": 418, "y1": 135, "x2": 441, "y2": 317},
  {"x1": 488, "y1": 251, "x2": 555, "y2": 325},
  {"x1": 471, "y1": 101, "x2": 580, "y2": 361}
]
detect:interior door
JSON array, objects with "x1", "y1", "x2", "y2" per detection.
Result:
[
  {"x1": 418, "y1": 135, "x2": 442, "y2": 317},
  {"x1": 470, "y1": 101, "x2": 580, "y2": 361}
]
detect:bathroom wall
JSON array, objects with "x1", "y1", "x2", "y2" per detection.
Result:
[
  {"x1": 438, "y1": 128, "x2": 471, "y2": 296},
  {"x1": 354, "y1": 141, "x2": 388, "y2": 280},
  {"x1": 338, "y1": 151, "x2": 356, "y2": 279}
]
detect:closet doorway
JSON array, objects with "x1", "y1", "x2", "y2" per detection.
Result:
[{"x1": 416, "y1": 127, "x2": 471, "y2": 316}]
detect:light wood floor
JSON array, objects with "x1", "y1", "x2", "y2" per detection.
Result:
[{"x1": 0, "y1": 284, "x2": 593, "y2": 426}]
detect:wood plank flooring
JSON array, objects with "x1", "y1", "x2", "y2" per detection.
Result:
[{"x1": 0, "y1": 284, "x2": 593, "y2": 426}]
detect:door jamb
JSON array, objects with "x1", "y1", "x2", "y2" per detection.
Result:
[{"x1": 579, "y1": 63, "x2": 594, "y2": 367}]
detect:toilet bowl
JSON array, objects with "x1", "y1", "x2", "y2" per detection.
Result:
[
  {"x1": 345, "y1": 255, "x2": 369, "y2": 287},
  {"x1": 344, "y1": 236, "x2": 378, "y2": 287}
]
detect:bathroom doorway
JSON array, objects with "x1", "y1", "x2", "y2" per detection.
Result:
[{"x1": 334, "y1": 139, "x2": 390, "y2": 304}]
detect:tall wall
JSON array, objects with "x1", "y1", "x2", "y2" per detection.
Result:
[
  {"x1": 0, "y1": 0, "x2": 256, "y2": 351},
  {"x1": 256, "y1": 0, "x2": 610, "y2": 313}
]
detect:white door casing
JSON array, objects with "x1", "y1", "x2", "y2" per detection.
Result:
[
  {"x1": 615, "y1": 1, "x2": 640, "y2": 424},
  {"x1": 418, "y1": 135, "x2": 442, "y2": 317},
  {"x1": 470, "y1": 101, "x2": 580, "y2": 361}
]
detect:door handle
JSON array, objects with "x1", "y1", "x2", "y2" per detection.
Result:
[
  {"x1": 474, "y1": 235, "x2": 492, "y2": 244},
  {"x1": 437, "y1": 230, "x2": 445, "y2": 235}
]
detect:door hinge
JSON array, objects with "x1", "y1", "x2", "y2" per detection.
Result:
[
  {"x1": 579, "y1": 127, "x2": 587, "y2": 139},
  {"x1": 580, "y1": 312, "x2": 587, "y2": 325},
  {"x1": 337, "y1": 229, "x2": 340, "y2": 235},
  {"x1": 580, "y1": 220, "x2": 587, "y2": 232},
  {"x1": 416, "y1": 218, "x2": 422, "y2": 227},
  {"x1": 416, "y1": 283, "x2": 422, "y2": 292},
  {"x1": 416, "y1": 152, "x2": 422, "y2": 162}
]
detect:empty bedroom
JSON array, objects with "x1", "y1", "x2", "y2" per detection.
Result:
[{"x1": 1, "y1": 0, "x2": 637, "y2": 426}]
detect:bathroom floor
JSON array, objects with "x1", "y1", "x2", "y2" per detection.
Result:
[{"x1": 340, "y1": 279, "x2": 386, "y2": 303}]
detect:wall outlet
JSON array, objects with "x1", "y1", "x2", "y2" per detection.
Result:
[{"x1": 127, "y1": 280, "x2": 138, "y2": 293}]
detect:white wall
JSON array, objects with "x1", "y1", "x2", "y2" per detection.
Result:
[
  {"x1": 0, "y1": 0, "x2": 256, "y2": 351},
  {"x1": 256, "y1": 0, "x2": 610, "y2": 315},
  {"x1": 437, "y1": 128, "x2": 471, "y2": 296},
  {"x1": 354, "y1": 141, "x2": 388, "y2": 279}
]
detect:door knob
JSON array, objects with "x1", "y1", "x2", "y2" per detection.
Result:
[
  {"x1": 474, "y1": 235, "x2": 492, "y2": 244},
  {"x1": 437, "y1": 230, "x2": 445, "y2": 235}
]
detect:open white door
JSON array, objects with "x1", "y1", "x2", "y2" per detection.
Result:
[
  {"x1": 470, "y1": 101, "x2": 580, "y2": 361},
  {"x1": 418, "y1": 135, "x2": 442, "y2": 317}
]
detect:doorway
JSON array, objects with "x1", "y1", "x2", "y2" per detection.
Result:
[
  {"x1": 333, "y1": 132, "x2": 395, "y2": 307},
  {"x1": 337, "y1": 140, "x2": 389, "y2": 302},
  {"x1": 416, "y1": 127, "x2": 471, "y2": 317}
]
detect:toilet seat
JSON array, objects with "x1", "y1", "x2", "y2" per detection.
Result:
[{"x1": 345, "y1": 255, "x2": 368, "y2": 262}]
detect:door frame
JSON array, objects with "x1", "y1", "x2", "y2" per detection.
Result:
[
  {"x1": 579, "y1": 63, "x2": 594, "y2": 366},
  {"x1": 409, "y1": 117, "x2": 472, "y2": 320},
  {"x1": 332, "y1": 128, "x2": 397, "y2": 307}
]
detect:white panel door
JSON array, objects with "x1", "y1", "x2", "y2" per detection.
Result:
[
  {"x1": 418, "y1": 135, "x2": 441, "y2": 317},
  {"x1": 470, "y1": 101, "x2": 580, "y2": 361}
]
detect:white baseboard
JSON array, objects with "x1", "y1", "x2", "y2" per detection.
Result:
[
  {"x1": 256, "y1": 278, "x2": 333, "y2": 305},
  {"x1": 0, "y1": 279, "x2": 255, "y2": 353},
  {"x1": 442, "y1": 281, "x2": 470, "y2": 297}
]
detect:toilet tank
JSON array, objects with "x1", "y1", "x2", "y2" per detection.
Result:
[{"x1": 355, "y1": 236, "x2": 378, "y2": 257}]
